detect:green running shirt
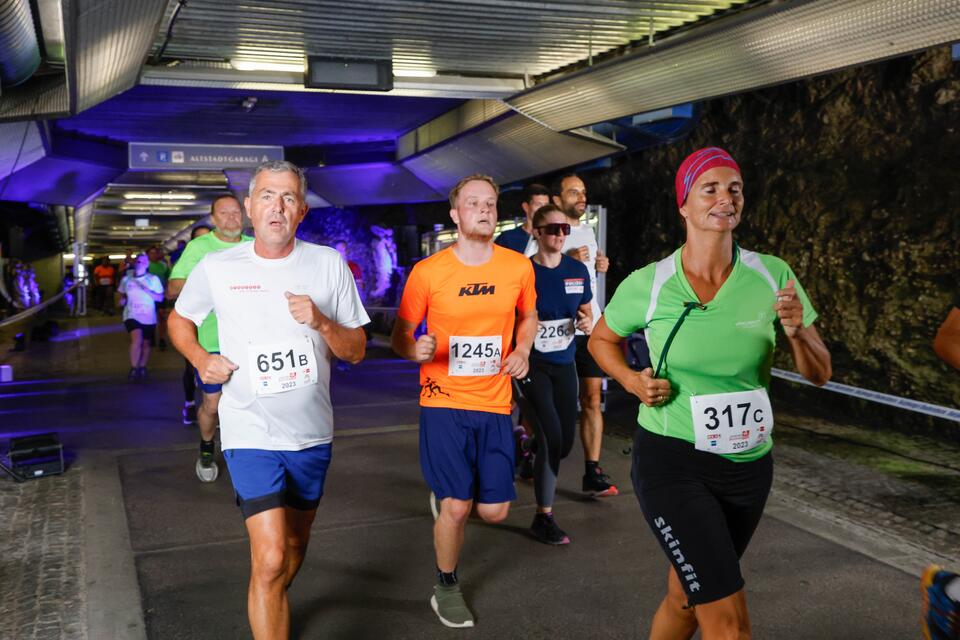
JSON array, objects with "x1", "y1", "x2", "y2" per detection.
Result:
[
  {"x1": 170, "y1": 232, "x2": 253, "y2": 352},
  {"x1": 603, "y1": 245, "x2": 818, "y2": 462}
]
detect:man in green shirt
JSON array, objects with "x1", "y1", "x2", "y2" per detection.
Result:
[
  {"x1": 147, "y1": 246, "x2": 172, "y2": 350},
  {"x1": 167, "y1": 194, "x2": 251, "y2": 482}
]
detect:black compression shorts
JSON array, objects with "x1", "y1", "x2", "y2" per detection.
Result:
[{"x1": 631, "y1": 426, "x2": 773, "y2": 606}]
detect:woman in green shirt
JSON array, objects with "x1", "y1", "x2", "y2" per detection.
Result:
[{"x1": 589, "y1": 147, "x2": 831, "y2": 640}]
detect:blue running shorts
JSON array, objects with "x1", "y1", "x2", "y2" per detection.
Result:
[
  {"x1": 193, "y1": 350, "x2": 223, "y2": 394},
  {"x1": 224, "y1": 443, "x2": 332, "y2": 519},
  {"x1": 419, "y1": 407, "x2": 516, "y2": 504}
]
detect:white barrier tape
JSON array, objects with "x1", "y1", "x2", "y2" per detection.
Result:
[
  {"x1": 771, "y1": 367, "x2": 960, "y2": 423},
  {"x1": 0, "y1": 284, "x2": 77, "y2": 329}
]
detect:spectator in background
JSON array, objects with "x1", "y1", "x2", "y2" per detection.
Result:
[
  {"x1": 148, "y1": 246, "x2": 172, "y2": 351},
  {"x1": 92, "y1": 256, "x2": 116, "y2": 315},
  {"x1": 333, "y1": 240, "x2": 365, "y2": 370},
  {"x1": 334, "y1": 240, "x2": 364, "y2": 300}
]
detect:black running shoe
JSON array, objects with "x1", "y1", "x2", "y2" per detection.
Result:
[
  {"x1": 530, "y1": 513, "x2": 570, "y2": 545},
  {"x1": 182, "y1": 402, "x2": 197, "y2": 425},
  {"x1": 127, "y1": 367, "x2": 138, "y2": 382},
  {"x1": 518, "y1": 452, "x2": 535, "y2": 480},
  {"x1": 582, "y1": 467, "x2": 619, "y2": 497}
]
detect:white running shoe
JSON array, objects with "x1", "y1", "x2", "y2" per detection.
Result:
[{"x1": 195, "y1": 457, "x2": 219, "y2": 483}]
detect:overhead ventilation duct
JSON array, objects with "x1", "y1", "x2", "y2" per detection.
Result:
[
  {"x1": 400, "y1": 109, "x2": 624, "y2": 194},
  {"x1": 305, "y1": 163, "x2": 442, "y2": 207},
  {"x1": 509, "y1": 0, "x2": 960, "y2": 132},
  {"x1": 0, "y1": 0, "x2": 41, "y2": 89},
  {"x1": 0, "y1": 0, "x2": 168, "y2": 121}
]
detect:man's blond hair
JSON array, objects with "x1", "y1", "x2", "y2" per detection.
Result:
[{"x1": 448, "y1": 174, "x2": 499, "y2": 208}]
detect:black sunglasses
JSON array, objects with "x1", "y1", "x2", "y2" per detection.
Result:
[{"x1": 535, "y1": 223, "x2": 571, "y2": 236}]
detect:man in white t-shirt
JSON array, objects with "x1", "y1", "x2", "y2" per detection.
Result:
[
  {"x1": 117, "y1": 253, "x2": 165, "y2": 381},
  {"x1": 548, "y1": 173, "x2": 618, "y2": 497},
  {"x1": 169, "y1": 160, "x2": 368, "y2": 640}
]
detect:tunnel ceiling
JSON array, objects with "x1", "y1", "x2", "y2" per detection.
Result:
[{"x1": 1, "y1": 0, "x2": 957, "y2": 256}]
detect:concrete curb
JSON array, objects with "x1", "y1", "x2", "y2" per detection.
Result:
[
  {"x1": 765, "y1": 491, "x2": 958, "y2": 578},
  {"x1": 83, "y1": 452, "x2": 147, "y2": 640}
]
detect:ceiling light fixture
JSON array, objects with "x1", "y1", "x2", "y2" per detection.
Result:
[
  {"x1": 231, "y1": 59, "x2": 304, "y2": 73},
  {"x1": 119, "y1": 204, "x2": 183, "y2": 212},
  {"x1": 393, "y1": 68, "x2": 437, "y2": 78},
  {"x1": 123, "y1": 192, "x2": 196, "y2": 201}
]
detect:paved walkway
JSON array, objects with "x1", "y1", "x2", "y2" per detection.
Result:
[{"x1": 0, "y1": 313, "x2": 956, "y2": 639}]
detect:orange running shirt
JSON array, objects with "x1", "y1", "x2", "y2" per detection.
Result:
[{"x1": 398, "y1": 245, "x2": 537, "y2": 414}]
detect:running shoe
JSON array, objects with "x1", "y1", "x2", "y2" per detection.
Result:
[
  {"x1": 921, "y1": 564, "x2": 960, "y2": 640},
  {"x1": 582, "y1": 467, "x2": 619, "y2": 497},
  {"x1": 195, "y1": 440, "x2": 219, "y2": 483},
  {"x1": 182, "y1": 402, "x2": 197, "y2": 425},
  {"x1": 518, "y1": 452, "x2": 536, "y2": 480},
  {"x1": 136, "y1": 367, "x2": 147, "y2": 381},
  {"x1": 127, "y1": 367, "x2": 138, "y2": 382},
  {"x1": 431, "y1": 583, "x2": 474, "y2": 628},
  {"x1": 530, "y1": 513, "x2": 570, "y2": 545},
  {"x1": 429, "y1": 491, "x2": 440, "y2": 520}
]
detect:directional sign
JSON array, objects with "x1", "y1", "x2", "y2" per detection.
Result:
[{"x1": 129, "y1": 143, "x2": 284, "y2": 170}]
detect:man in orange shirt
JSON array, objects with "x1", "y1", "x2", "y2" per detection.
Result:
[
  {"x1": 92, "y1": 257, "x2": 116, "y2": 315},
  {"x1": 392, "y1": 174, "x2": 538, "y2": 629}
]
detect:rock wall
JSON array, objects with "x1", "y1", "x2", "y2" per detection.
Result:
[
  {"x1": 360, "y1": 47, "x2": 959, "y2": 419},
  {"x1": 591, "y1": 47, "x2": 959, "y2": 413}
]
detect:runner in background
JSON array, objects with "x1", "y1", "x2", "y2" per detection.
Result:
[{"x1": 117, "y1": 253, "x2": 164, "y2": 381}]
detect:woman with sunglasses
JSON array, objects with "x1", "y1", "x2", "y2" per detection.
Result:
[
  {"x1": 588, "y1": 147, "x2": 831, "y2": 638},
  {"x1": 518, "y1": 204, "x2": 594, "y2": 545}
]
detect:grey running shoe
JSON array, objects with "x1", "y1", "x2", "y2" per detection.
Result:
[
  {"x1": 429, "y1": 491, "x2": 440, "y2": 520},
  {"x1": 431, "y1": 583, "x2": 474, "y2": 628},
  {"x1": 195, "y1": 457, "x2": 218, "y2": 482},
  {"x1": 196, "y1": 440, "x2": 218, "y2": 482}
]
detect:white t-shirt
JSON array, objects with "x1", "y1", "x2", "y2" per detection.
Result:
[
  {"x1": 525, "y1": 222, "x2": 601, "y2": 332},
  {"x1": 175, "y1": 240, "x2": 370, "y2": 451},
  {"x1": 118, "y1": 273, "x2": 163, "y2": 324}
]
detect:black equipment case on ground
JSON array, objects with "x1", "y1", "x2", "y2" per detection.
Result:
[{"x1": 6, "y1": 432, "x2": 64, "y2": 480}]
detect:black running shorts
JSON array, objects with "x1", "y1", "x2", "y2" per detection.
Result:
[
  {"x1": 631, "y1": 426, "x2": 773, "y2": 606},
  {"x1": 124, "y1": 319, "x2": 156, "y2": 344},
  {"x1": 574, "y1": 334, "x2": 605, "y2": 379}
]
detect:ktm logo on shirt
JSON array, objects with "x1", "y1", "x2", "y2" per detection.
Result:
[{"x1": 459, "y1": 282, "x2": 496, "y2": 297}]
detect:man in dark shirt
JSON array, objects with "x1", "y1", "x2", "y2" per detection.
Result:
[{"x1": 494, "y1": 183, "x2": 550, "y2": 254}]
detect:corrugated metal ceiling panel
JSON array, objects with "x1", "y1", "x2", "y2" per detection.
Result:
[
  {"x1": 508, "y1": 0, "x2": 960, "y2": 131},
  {"x1": 151, "y1": 0, "x2": 750, "y2": 77},
  {"x1": 0, "y1": 121, "x2": 46, "y2": 180},
  {"x1": 401, "y1": 113, "x2": 623, "y2": 193},
  {"x1": 73, "y1": 0, "x2": 168, "y2": 112}
]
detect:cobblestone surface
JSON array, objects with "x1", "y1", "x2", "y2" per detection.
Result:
[
  {"x1": 774, "y1": 411, "x2": 960, "y2": 564},
  {"x1": 0, "y1": 470, "x2": 86, "y2": 640}
]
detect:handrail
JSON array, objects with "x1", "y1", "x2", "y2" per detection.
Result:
[
  {"x1": 771, "y1": 368, "x2": 960, "y2": 424},
  {"x1": 0, "y1": 284, "x2": 77, "y2": 329}
]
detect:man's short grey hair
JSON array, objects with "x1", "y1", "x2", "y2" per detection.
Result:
[{"x1": 248, "y1": 160, "x2": 308, "y2": 201}]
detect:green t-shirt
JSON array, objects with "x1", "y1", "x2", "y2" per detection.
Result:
[
  {"x1": 170, "y1": 232, "x2": 253, "y2": 352},
  {"x1": 148, "y1": 260, "x2": 171, "y2": 286},
  {"x1": 603, "y1": 245, "x2": 818, "y2": 462}
]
